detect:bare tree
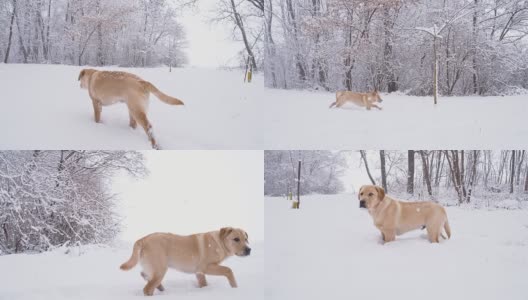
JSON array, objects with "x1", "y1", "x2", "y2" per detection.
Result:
[
  {"x1": 407, "y1": 150, "x2": 415, "y2": 194},
  {"x1": 361, "y1": 151, "x2": 376, "y2": 185},
  {"x1": 380, "y1": 150, "x2": 388, "y2": 192}
]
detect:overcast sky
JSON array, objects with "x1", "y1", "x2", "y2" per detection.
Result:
[
  {"x1": 179, "y1": 1, "x2": 242, "y2": 68},
  {"x1": 113, "y1": 151, "x2": 264, "y2": 242}
]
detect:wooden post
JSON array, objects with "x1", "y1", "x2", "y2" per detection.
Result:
[
  {"x1": 292, "y1": 160, "x2": 301, "y2": 209},
  {"x1": 433, "y1": 32, "x2": 438, "y2": 105}
]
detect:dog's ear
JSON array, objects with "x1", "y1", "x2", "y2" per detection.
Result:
[
  {"x1": 375, "y1": 186, "x2": 385, "y2": 201},
  {"x1": 78, "y1": 69, "x2": 85, "y2": 81},
  {"x1": 358, "y1": 185, "x2": 365, "y2": 199},
  {"x1": 220, "y1": 227, "x2": 234, "y2": 240},
  {"x1": 244, "y1": 231, "x2": 248, "y2": 241}
]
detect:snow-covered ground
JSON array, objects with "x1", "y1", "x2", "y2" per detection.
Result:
[
  {"x1": 257, "y1": 88, "x2": 528, "y2": 149},
  {"x1": 265, "y1": 194, "x2": 528, "y2": 300},
  {"x1": 0, "y1": 242, "x2": 264, "y2": 300},
  {"x1": 0, "y1": 64, "x2": 262, "y2": 150},
  {"x1": 1, "y1": 64, "x2": 527, "y2": 149}
]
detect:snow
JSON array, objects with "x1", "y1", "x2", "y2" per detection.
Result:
[
  {"x1": 1, "y1": 64, "x2": 527, "y2": 149},
  {"x1": 0, "y1": 64, "x2": 262, "y2": 150},
  {"x1": 0, "y1": 242, "x2": 264, "y2": 300},
  {"x1": 257, "y1": 88, "x2": 528, "y2": 149},
  {"x1": 265, "y1": 194, "x2": 528, "y2": 300}
]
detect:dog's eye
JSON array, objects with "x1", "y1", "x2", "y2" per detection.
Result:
[
  {"x1": 360, "y1": 192, "x2": 363, "y2": 196},
  {"x1": 368, "y1": 193, "x2": 373, "y2": 196},
  {"x1": 234, "y1": 238, "x2": 240, "y2": 242}
]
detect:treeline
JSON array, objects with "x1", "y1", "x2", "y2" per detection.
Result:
[
  {"x1": 362, "y1": 150, "x2": 528, "y2": 203},
  {"x1": 264, "y1": 150, "x2": 347, "y2": 196},
  {"x1": 0, "y1": 151, "x2": 146, "y2": 255},
  {"x1": 264, "y1": 0, "x2": 528, "y2": 96},
  {"x1": 0, "y1": 0, "x2": 190, "y2": 67}
]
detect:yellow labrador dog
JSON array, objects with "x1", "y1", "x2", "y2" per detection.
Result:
[
  {"x1": 358, "y1": 185, "x2": 451, "y2": 243},
  {"x1": 329, "y1": 90, "x2": 383, "y2": 110},
  {"x1": 120, "y1": 227, "x2": 251, "y2": 296},
  {"x1": 78, "y1": 69, "x2": 184, "y2": 149}
]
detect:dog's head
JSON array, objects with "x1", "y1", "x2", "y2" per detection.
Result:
[
  {"x1": 219, "y1": 227, "x2": 251, "y2": 257},
  {"x1": 78, "y1": 69, "x2": 96, "y2": 89},
  {"x1": 358, "y1": 185, "x2": 385, "y2": 209},
  {"x1": 371, "y1": 90, "x2": 383, "y2": 103}
]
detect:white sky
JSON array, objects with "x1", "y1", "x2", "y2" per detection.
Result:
[
  {"x1": 341, "y1": 151, "x2": 376, "y2": 194},
  {"x1": 179, "y1": 1, "x2": 242, "y2": 68},
  {"x1": 112, "y1": 151, "x2": 264, "y2": 242}
]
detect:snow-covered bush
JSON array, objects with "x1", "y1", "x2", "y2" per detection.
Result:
[{"x1": 0, "y1": 151, "x2": 146, "y2": 254}]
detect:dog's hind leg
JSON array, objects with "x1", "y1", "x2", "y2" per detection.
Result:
[
  {"x1": 196, "y1": 273, "x2": 208, "y2": 288},
  {"x1": 128, "y1": 111, "x2": 137, "y2": 129},
  {"x1": 143, "y1": 267, "x2": 168, "y2": 296},
  {"x1": 129, "y1": 108, "x2": 159, "y2": 150},
  {"x1": 141, "y1": 271, "x2": 165, "y2": 292},
  {"x1": 91, "y1": 98, "x2": 102, "y2": 123}
]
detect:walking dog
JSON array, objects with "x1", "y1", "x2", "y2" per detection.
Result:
[
  {"x1": 78, "y1": 69, "x2": 184, "y2": 149},
  {"x1": 120, "y1": 227, "x2": 251, "y2": 296}
]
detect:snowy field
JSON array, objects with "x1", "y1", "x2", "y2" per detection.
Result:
[
  {"x1": 0, "y1": 64, "x2": 262, "y2": 150},
  {"x1": 1, "y1": 64, "x2": 528, "y2": 149},
  {"x1": 258, "y1": 88, "x2": 528, "y2": 149},
  {"x1": 0, "y1": 242, "x2": 264, "y2": 300},
  {"x1": 265, "y1": 194, "x2": 528, "y2": 300}
]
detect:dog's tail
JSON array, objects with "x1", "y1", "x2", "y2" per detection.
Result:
[
  {"x1": 120, "y1": 238, "x2": 144, "y2": 271},
  {"x1": 443, "y1": 219, "x2": 451, "y2": 239},
  {"x1": 140, "y1": 81, "x2": 184, "y2": 106}
]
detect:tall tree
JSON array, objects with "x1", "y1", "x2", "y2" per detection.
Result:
[{"x1": 407, "y1": 150, "x2": 415, "y2": 194}]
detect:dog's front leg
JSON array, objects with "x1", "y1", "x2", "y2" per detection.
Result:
[
  {"x1": 372, "y1": 103, "x2": 382, "y2": 110},
  {"x1": 91, "y1": 98, "x2": 102, "y2": 123},
  {"x1": 382, "y1": 230, "x2": 396, "y2": 243},
  {"x1": 204, "y1": 264, "x2": 237, "y2": 288},
  {"x1": 196, "y1": 273, "x2": 207, "y2": 288}
]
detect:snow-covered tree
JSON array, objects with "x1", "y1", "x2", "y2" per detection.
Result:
[
  {"x1": 1, "y1": 0, "x2": 191, "y2": 67},
  {"x1": 0, "y1": 151, "x2": 146, "y2": 255},
  {"x1": 264, "y1": 150, "x2": 347, "y2": 196},
  {"x1": 265, "y1": 0, "x2": 528, "y2": 96}
]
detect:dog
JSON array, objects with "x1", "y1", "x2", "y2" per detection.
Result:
[
  {"x1": 358, "y1": 185, "x2": 451, "y2": 243},
  {"x1": 329, "y1": 90, "x2": 383, "y2": 110},
  {"x1": 120, "y1": 227, "x2": 251, "y2": 296},
  {"x1": 78, "y1": 69, "x2": 184, "y2": 149}
]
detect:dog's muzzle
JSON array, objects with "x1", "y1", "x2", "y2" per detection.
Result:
[
  {"x1": 359, "y1": 200, "x2": 367, "y2": 208},
  {"x1": 243, "y1": 247, "x2": 251, "y2": 256},
  {"x1": 378, "y1": 98, "x2": 383, "y2": 103}
]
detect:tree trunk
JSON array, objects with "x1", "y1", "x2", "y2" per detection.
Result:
[
  {"x1": 360, "y1": 151, "x2": 376, "y2": 185},
  {"x1": 230, "y1": 0, "x2": 257, "y2": 71},
  {"x1": 407, "y1": 150, "x2": 415, "y2": 194},
  {"x1": 433, "y1": 35, "x2": 438, "y2": 104},
  {"x1": 380, "y1": 150, "x2": 387, "y2": 192},
  {"x1": 510, "y1": 150, "x2": 515, "y2": 193},
  {"x1": 382, "y1": 6, "x2": 397, "y2": 92},
  {"x1": 445, "y1": 151, "x2": 464, "y2": 204},
  {"x1": 4, "y1": 0, "x2": 17, "y2": 63},
  {"x1": 296, "y1": 159, "x2": 301, "y2": 208},
  {"x1": 419, "y1": 151, "x2": 433, "y2": 197}
]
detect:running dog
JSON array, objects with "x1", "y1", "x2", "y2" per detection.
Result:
[{"x1": 329, "y1": 90, "x2": 383, "y2": 110}]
